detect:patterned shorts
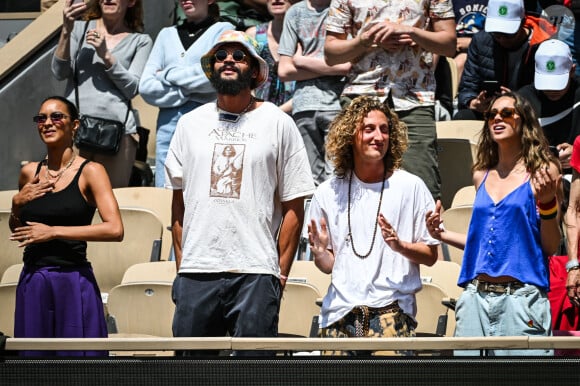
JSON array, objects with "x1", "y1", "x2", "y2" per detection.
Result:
[{"x1": 319, "y1": 302, "x2": 417, "y2": 356}]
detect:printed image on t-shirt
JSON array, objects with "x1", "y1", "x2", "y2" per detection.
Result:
[
  {"x1": 210, "y1": 143, "x2": 244, "y2": 199},
  {"x1": 453, "y1": 0, "x2": 487, "y2": 36}
]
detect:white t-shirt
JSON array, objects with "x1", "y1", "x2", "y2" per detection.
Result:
[
  {"x1": 307, "y1": 170, "x2": 439, "y2": 327},
  {"x1": 165, "y1": 101, "x2": 315, "y2": 276}
]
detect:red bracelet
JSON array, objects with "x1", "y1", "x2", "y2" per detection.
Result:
[{"x1": 537, "y1": 197, "x2": 557, "y2": 210}]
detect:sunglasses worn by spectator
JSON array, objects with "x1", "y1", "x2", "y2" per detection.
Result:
[
  {"x1": 214, "y1": 49, "x2": 247, "y2": 63},
  {"x1": 33, "y1": 112, "x2": 69, "y2": 124},
  {"x1": 484, "y1": 107, "x2": 517, "y2": 122}
]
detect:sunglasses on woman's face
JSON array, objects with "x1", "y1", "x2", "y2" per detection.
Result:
[
  {"x1": 484, "y1": 107, "x2": 517, "y2": 122},
  {"x1": 33, "y1": 112, "x2": 69, "y2": 124},
  {"x1": 214, "y1": 49, "x2": 248, "y2": 63}
]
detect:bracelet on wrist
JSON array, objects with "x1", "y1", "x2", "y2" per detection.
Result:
[
  {"x1": 566, "y1": 259, "x2": 579, "y2": 272},
  {"x1": 539, "y1": 210, "x2": 558, "y2": 220},
  {"x1": 279, "y1": 274, "x2": 288, "y2": 281},
  {"x1": 537, "y1": 198, "x2": 558, "y2": 220},
  {"x1": 537, "y1": 197, "x2": 557, "y2": 211}
]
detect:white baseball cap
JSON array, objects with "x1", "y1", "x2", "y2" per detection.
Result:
[
  {"x1": 535, "y1": 39, "x2": 573, "y2": 91},
  {"x1": 485, "y1": 0, "x2": 525, "y2": 34}
]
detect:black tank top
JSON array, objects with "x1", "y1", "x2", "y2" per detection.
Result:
[{"x1": 20, "y1": 160, "x2": 96, "y2": 267}]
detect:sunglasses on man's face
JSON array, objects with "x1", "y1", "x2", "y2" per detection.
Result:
[
  {"x1": 33, "y1": 112, "x2": 69, "y2": 124},
  {"x1": 484, "y1": 107, "x2": 517, "y2": 122},
  {"x1": 214, "y1": 49, "x2": 248, "y2": 63}
]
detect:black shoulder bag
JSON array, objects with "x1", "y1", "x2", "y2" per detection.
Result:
[{"x1": 73, "y1": 21, "x2": 130, "y2": 155}]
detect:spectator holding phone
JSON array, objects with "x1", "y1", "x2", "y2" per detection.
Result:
[
  {"x1": 454, "y1": 0, "x2": 555, "y2": 120},
  {"x1": 519, "y1": 39, "x2": 580, "y2": 174}
]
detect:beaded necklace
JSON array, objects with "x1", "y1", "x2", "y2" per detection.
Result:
[
  {"x1": 217, "y1": 97, "x2": 255, "y2": 123},
  {"x1": 346, "y1": 169, "x2": 386, "y2": 259},
  {"x1": 44, "y1": 153, "x2": 76, "y2": 183}
]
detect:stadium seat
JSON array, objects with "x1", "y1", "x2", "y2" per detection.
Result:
[
  {"x1": 437, "y1": 138, "x2": 477, "y2": 210},
  {"x1": 288, "y1": 260, "x2": 330, "y2": 298},
  {"x1": 88, "y1": 207, "x2": 164, "y2": 294},
  {"x1": 120, "y1": 261, "x2": 176, "y2": 285},
  {"x1": 0, "y1": 189, "x2": 17, "y2": 210},
  {"x1": 436, "y1": 119, "x2": 483, "y2": 144},
  {"x1": 0, "y1": 263, "x2": 21, "y2": 337},
  {"x1": 415, "y1": 282, "x2": 451, "y2": 337},
  {"x1": 113, "y1": 187, "x2": 173, "y2": 261},
  {"x1": 440, "y1": 206, "x2": 472, "y2": 265},
  {"x1": 107, "y1": 282, "x2": 174, "y2": 338},
  {"x1": 0, "y1": 211, "x2": 25, "y2": 281},
  {"x1": 451, "y1": 185, "x2": 476, "y2": 208},
  {"x1": 279, "y1": 282, "x2": 321, "y2": 338}
]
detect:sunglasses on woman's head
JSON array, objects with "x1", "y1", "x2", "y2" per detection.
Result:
[
  {"x1": 214, "y1": 49, "x2": 248, "y2": 63},
  {"x1": 33, "y1": 112, "x2": 69, "y2": 124},
  {"x1": 484, "y1": 107, "x2": 517, "y2": 121}
]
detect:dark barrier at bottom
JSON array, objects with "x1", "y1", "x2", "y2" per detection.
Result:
[{"x1": 2, "y1": 357, "x2": 580, "y2": 386}]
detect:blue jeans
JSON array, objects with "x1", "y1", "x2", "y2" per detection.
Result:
[
  {"x1": 454, "y1": 282, "x2": 553, "y2": 356},
  {"x1": 155, "y1": 100, "x2": 203, "y2": 187}
]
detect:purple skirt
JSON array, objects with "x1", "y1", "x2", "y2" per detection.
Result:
[{"x1": 14, "y1": 265, "x2": 108, "y2": 357}]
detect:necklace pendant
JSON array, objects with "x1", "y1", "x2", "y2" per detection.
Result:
[{"x1": 345, "y1": 233, "x2": 351, "y2": 246}]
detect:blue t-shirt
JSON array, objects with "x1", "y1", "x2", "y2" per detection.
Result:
[{"x1": 453, "y1": 0, "x2": 488, "y2": 37}]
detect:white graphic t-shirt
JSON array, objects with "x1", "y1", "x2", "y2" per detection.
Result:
[{"x1": 165, "y1": 101, "x2": 315, "y2": 275}]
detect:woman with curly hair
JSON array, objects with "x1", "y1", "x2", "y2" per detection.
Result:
[
  {"x1": 52, "y1": 0, "x2": 152, "y2": 188},
  {"x1": 307, "y1": 96, "x2": 439, "y2": 354},
  {"x1": 426, "y1": 91, "x2": 562, "y2": 355}
]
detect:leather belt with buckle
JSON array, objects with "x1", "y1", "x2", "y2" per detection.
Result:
[
  {"x1": 350, "y1": 302, "x2": 401, "y2": 337},
  {"x1": 471, "y1": 279, "x2": 524, "y2": 295}
]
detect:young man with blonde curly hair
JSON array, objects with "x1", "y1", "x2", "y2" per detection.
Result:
[{"x1": 307, "y1": 96, "x2": 439, "y2": 355}]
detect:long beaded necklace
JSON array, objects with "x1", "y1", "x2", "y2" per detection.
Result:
[
  {"x1": 346, "y1": 169, "x2": 387, "y2": 259},
  {"x1": 217, "y1": 97, "x2": 255, "y2": 123},
  {"x1": 44, "y1": 153, "x2": 76, "y2": 183}
]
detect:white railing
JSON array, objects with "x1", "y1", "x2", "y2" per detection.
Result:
[{"x1": 5, "y1": 336, "x2": 580, "y2": 353}]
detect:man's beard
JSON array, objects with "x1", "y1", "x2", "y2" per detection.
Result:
[{"x1": 209, "y1": 66, "x2": 254, "y2": 95}]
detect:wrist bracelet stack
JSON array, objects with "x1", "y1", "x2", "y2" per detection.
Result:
[
  {"x1": 537, "y1": 197, "x2": 558, "y2": 220},
  {"x1": 566, "y1": 259, "x2": 580, "y2": 272}
]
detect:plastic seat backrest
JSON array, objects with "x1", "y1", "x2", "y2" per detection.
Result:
[
  {"x1": 0, "y1": 211, "x2": 24, "y2": 282},
  {"x1": 121, "y1": 261, "x2": 176, "y2": 284},
  {"x1": 278, "y1": 282, "x2": 321, "y2": 337},
  {"x1": 288, "y1": 260, "x2": 330, "y2": 298},
  {"x1": 107, "y1": 282, "x2": 174, "y2": 337},
  {"x1": 88, "y1": 207, "x2": 164, "y2": 294},
  {"x1": 440, "y1": 206, "x2": 473, "y2": 265}
]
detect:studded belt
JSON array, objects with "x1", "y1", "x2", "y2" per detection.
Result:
[
  {"x1": 351, "y1": 301, "x2": 401, "y2": 337},
  {"x1": 471, "y1": 278, "x2": 525, "y2": 295}
]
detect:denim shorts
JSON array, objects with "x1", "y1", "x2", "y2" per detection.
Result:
[{"x1": 454, "y1": 282, "x2": 553, "y2": 356}]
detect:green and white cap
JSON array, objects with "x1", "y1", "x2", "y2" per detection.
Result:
[
  {"x1": 535, "y1": 39, "x2": 573, "y2": 91},
  {"x1": 484, "y1": 0, "x2": 525, "y2": 34}
]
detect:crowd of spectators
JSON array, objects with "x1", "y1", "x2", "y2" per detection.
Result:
[{"x1": 5, "y1": 0, "x2": 580, "y2": 357}]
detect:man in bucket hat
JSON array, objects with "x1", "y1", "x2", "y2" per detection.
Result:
[{"x1": 165, "y1": 30, "x2": 315, "y2": 356}]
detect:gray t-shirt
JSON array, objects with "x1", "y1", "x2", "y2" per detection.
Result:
[{"x1": 278, "y1": 1, "x2": 345, "y2": 114}]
